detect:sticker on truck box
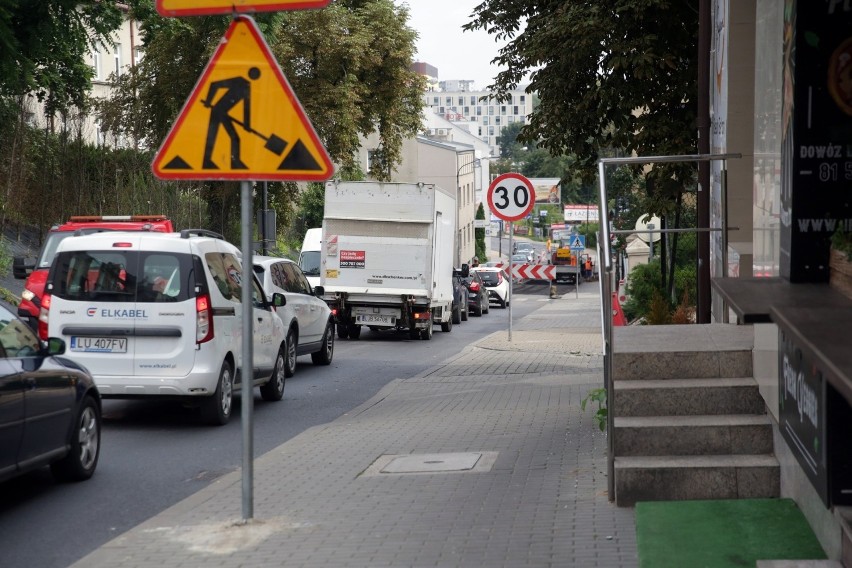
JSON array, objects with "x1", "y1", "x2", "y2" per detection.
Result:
[
  {"x1": 325, "y1": 269, "x2": 339, "y2": 279},
  {"x1": 340, "y1": 250, "x2": 365, "y2": 268},
  {"x1": 327, "y1": 235, "x2": 338, "y2": 256}
]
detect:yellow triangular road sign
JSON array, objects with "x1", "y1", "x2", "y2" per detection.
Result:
[
  {"x1": 157, "y1": 0, "x2": 331, "y2": 17},
  {"x1": 152, "y1": 15, "x2": 333, "y2": 182}
]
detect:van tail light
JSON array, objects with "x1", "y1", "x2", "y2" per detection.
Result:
[
  {"x1": 38, "y1": 294, "x2": 51, "y2": 341},
  {"x1": 196, "y1": 293, "x2": 214, "y2": 344}
]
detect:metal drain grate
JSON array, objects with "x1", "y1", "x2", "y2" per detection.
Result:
[{"x1": 361, "y1": 452, "x2": 498, "y2": 477}]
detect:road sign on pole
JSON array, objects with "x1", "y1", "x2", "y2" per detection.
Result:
[
  {"x1": 487, "y1": 173, "x2": 536, "y2": 222},
  {"x1": 157, "y1": 0, "x2": 330, "y2": 17},
  {"x1": 152, "y1": 16, "x2": 333, "y2": 182},
  {"x1": 569, "y1": 234, "x2": 586, "y2": 250}
]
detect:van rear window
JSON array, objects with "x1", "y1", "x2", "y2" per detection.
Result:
[{"x1": 49, "y1": 251, "x2": 195, "y2": 303}]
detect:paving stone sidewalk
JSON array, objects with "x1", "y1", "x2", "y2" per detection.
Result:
[{"x1": 70, "y1": 288, "x2": 638, "y2": 568}]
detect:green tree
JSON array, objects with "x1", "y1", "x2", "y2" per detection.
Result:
[
  {"x1": 0, "y1": 1, "x2": 123, "y2": 115},
  {"x1": 475, "y1": 202, "x2": 487, "y2": 261}
]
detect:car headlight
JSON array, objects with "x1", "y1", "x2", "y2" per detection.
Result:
[{"x1": 21, "y1": 289, "x2": 35, "y2": 301}]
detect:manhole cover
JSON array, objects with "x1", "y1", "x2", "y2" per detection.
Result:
[
  {"x1": 361, "y1": 452, "x2": 499, "y2": 477},
  {"x1": 382, "y1": 452, "x2": 481, "y2": 473}
]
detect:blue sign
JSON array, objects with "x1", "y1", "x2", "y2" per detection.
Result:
[{"x1": 569, "y1": 235, "x2": 585, "y2": 250}]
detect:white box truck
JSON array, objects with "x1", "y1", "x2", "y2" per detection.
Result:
[{"x1": 321, "y1": 180, "x2": 456, "y2": 340}]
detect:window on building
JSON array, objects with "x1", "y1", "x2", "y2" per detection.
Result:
[
  {"x1": 501, "y1": 106, "x2": 506, "y2": 115},
  {"x1": 508, "y1": 116, "x2": 514, "y2": 123},
  {"x1": 445, "y1": 96, "x2": 452, "y2": 105},
  {"x1": 488, "y1": 106, "x2": 494, "y2": 115},
  {"x1": 520, "y1": 95, "x2": 525, "y2": 103},
  {"x1": 463, "y1": 106, "x2": 469, "y2": 115},
  {"x1": 133, "y1": 46, "x2": 142, "y2": 67},
  {"x1": 92, "y1": 47, "x2": 101, "y2": 80},
  {"x1": 470, "y1": 95, "x2": 476, "y2": 105},
  {"x1": 433, "y1": 96, "x2": 439, "y2": 105},
  {"x1": 439, "y1": 107, "x2": 445, "y2": 114},
  {"x1": 458, "y1": 96, "x2": 464, "y2": 105},
  {"x1": 495, "y1": 117, "x2": 501, "y2": 125},
  {"x1": 113, "y1": 43, "x2": 122, "y2": 77},
  {"x1": 483, "y1": 116, "x2": 489, "y2": 125},
  {"x1": 476, "y1": 107, "x2": 482, "y2": 116},
  {"x1": 488, "y1": 126, "x2": 494, "y2": 136}
]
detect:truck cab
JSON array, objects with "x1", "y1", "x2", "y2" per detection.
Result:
[{"x1": 14, "y1": 215, "x2": 174, "y2": 329}]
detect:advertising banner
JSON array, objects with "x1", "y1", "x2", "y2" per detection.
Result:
[{"x1": 528, "y1": 178, "x2": 561, "y2": 205}]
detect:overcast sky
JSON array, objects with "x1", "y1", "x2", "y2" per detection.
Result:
[{"x1": 395, "y1": 0, "x2": 508, "y2": 89}]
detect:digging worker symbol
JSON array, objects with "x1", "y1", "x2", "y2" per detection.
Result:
[{"x1": 201, "y1": 66, "x2": 261, "y2": 170}]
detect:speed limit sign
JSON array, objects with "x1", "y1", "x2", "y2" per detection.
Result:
[{"x1": 487, "y1": 172, "x2": 536, "y2": 222}]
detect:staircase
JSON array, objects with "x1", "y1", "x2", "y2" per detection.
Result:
[{"x1": 612, "y1": 324, "x2": 780, "y2": 507}]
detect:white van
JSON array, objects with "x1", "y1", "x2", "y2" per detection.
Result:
[
  {"x1": 41, "y1": 229, "x2": 288, "y2": 425},
  {"x1": 298, "y1": 228, "x2": 322, "y2": 288}
]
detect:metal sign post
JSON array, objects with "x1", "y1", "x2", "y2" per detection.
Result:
[
  {"x1": 486, "y1": 173, "x2": 536, "y2": 343},
  {"x1": 240, "y1": 180, "x2": 254, "y2": 520}
]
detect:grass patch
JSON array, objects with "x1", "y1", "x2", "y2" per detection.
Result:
[{"x1": 636, "y1": 498, "x2": 826, "y2": 568}]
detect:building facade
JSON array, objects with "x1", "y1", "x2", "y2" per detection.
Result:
[{"x1": 423, "y1": 83, "x2": 534, "y2": 157}]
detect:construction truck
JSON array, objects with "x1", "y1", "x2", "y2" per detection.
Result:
[{"x1": 551, "y1": 241, "x2": 581, "y2": 285}]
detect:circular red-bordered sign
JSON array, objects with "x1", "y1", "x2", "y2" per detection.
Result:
[{"x1": 487, "y1": 173, "x2": 536, "y2": 222}]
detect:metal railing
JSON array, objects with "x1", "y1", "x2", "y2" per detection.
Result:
[{"x1": 596, "y1": 152, "x2": 741, "y2": 501}]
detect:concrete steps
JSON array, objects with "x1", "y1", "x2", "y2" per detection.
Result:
[{"x1": 612, "y1": 324, "x2": 779, "y2": 507}]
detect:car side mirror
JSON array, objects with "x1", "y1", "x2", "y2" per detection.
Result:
[
  {"x1": 313, "y1": 285, "x2": 325, "y2": 296},
  {"x1": 461, "y1": 264, "x2": 470, "y2": 278},
  {"x1": 46, "y1": 337, "x2": 66, "y2": 356},
  {"x1": 271, "y1": 292, "x2": 286, "y2": 307},
  {"x1": 13, "y1": 256, "x2": 35, "y2": 279}
]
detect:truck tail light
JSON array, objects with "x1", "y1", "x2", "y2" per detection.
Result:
[
  {"x1": 413, "y1": 311, "x2": 430, "y2": 320},
  {"x1": 38, "y1": 294, "x2": 51, "y2": 341},
  {"x1": 196, "y1": 293, "x2": 214, "y2": 344}
]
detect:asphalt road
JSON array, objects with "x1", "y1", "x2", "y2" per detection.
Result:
[{"x1": 0, "y1": 290, "x2": 546, "y2": 568}]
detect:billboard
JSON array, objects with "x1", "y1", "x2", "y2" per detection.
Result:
[
  {"x1": 564, "y1": 204, "x2": 599, "y2": 223},
  {"x1": 528, "y1": 178, "x2": 561, "y2": 205}
]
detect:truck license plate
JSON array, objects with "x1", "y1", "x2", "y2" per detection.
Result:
[
  {"x1": 70, "y1": 336, "x2": 128, "y2": 353},
  {"x1": 356, "y1": 314, "x2": 395, "y2": 325}
]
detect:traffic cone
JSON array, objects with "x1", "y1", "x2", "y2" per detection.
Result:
[{"x1": 612, "y1": 292, "x2": 627, "y2": 326}]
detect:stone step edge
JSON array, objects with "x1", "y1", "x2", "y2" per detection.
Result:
[
  {"x1": 615, "y1": 454, "x2": 778, "y2": 468},
  {"x1": 614, "y1": 414, "x2": 771, "y2": 428},
  {"x1": 615, "y1": 377, "x2": 757, "y2": 390}
]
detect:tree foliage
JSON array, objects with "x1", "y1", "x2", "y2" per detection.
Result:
[
  {"x1": 465, "y1": 0, "x2": 699, "y2": 191},
  {"x1": 0, "y1": 0, "x2": 123, "y2": 115}
]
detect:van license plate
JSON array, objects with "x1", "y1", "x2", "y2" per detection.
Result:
[
  {"x1": 70, "y1": 337, "x2": 128, "y2": 353},
  {"x1": 356, "y1": 314, "x2": 394, "y2": 325}
]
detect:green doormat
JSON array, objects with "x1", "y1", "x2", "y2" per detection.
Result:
[{"x1": 636, "y1": 498, "x2": 827, "y2": 568}]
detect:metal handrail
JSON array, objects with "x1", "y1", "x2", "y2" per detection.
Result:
[{"x1": 596, "y1": 152, "x2": 741, "y2": 502}]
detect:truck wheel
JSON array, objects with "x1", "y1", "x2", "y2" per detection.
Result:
[
  {"x1": 421, "y1": 321, "x2": 433, "y2": 340},
  {"x1": 337, "y1": 324, "x2": 350, "y2": 339},
  {"x1": 441, "y1": 315, "x2": 452, "y2": 332},
  {"x1": 348, "y1": 324, "x2": 362, "y2": 340}
]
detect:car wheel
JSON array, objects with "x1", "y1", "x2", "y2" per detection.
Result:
[
  {"x1": 311, "y1": 320, "x2": 335, "y2": 365},
  {"x1": 461, "y1": 303, "x2": 469, "y2": 321},
  {"x1": 201, "y1": 360, "x2": 233, "y2": 426},
  {"x1": 337, "y1": 324, "x2": 349, "y2": 339},
  {"x1": 441, "y1": 314, "x2": 452, "y2": 332},
  {"x1": 483, "y1": 300, "x2": 490, "y2": 314},
  {"x1": 421, "y1": 320, "x2": 433, "y2": 340},
  {"x1": 348, "y1": 324, "x2": 362, "y2": 340},
  {"x1": 284, "y1": 328, "x2": 297, "y2": 377},
  {"x1": 499, "y1": 296, "x2": 507, "y2": 308},
  {"x1": 51, "y1": 395, "x2": 101, "y2": 481},
  {"x1": 452, "y1": 304, "x2": 461, "y2": 324},
  {"x1": 260, "y1": 345, "x2": 286, "y2": 401},
  {"x1": 473, "y1": 303, "x2": 481, "y2": 317}
]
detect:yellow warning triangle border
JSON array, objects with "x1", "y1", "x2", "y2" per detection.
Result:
[
  {"x1": 151, "y1": 15, "x2": 334, "y2": 182},
  {"x1": 156, "y1": 0, "x2": 331, "y2": 18}
]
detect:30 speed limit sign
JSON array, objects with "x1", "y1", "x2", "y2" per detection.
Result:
[{"x1": 487, "y1": 172, "x2": 536, "y2": 222}]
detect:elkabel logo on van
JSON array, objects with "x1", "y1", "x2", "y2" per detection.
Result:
[{"x1": 88, "y1": 307, "x2": 148, "y2": 319}]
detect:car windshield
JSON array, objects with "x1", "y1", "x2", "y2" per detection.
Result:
[
  {"x1": 299, "y1": 250, "x2": 320, "y2": 276},
  {"x1": 476, "y1": 270, "x2": 501, "y2": 285}
]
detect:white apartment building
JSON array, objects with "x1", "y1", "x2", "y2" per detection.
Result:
[{"x1": 423, "y1": 81, "x2": 534, "y2": 157}]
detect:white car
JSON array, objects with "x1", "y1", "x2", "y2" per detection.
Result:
[
  {"x1": 471, "y1": 267, "x2": 510, "y2": 308},
  {"x1": 42, "y1": 229, "x2": 289, "y2": 425},
  {"x1": 253, "y1": 256, "x2": 334, "y2": 375}
]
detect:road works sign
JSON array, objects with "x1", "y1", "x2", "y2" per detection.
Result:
[
  {"x1": 487, "y1": 173, "x2": 535, "y2": 222},
  {"x1": 156, "y1": 0, "x2": 330, "y2": 17},
  {"x1": 510, "y1": 263, "x2": 556, "y2": 281},
  {"x1": 152, "y1": 16, "x2": 333, "y2": 182}
]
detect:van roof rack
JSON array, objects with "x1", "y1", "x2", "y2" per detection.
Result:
[{"x1": 180, "y1": 229, "x2": 225, "y2": 240}]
